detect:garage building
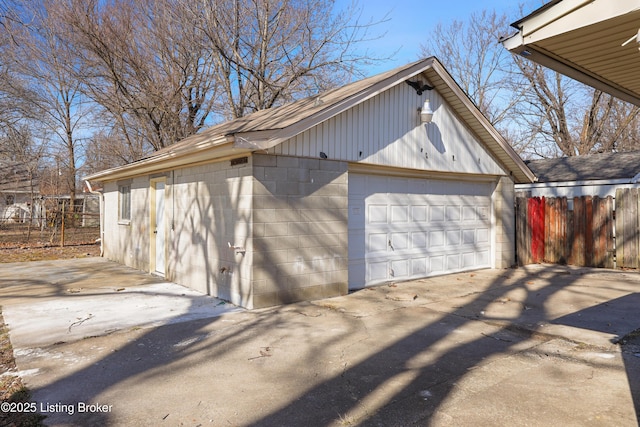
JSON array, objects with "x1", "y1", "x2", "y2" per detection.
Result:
[{"x1": 85, "y1": 57, "x2": 535, "y2": 309}]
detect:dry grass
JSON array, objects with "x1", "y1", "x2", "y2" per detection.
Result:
[
  {"x1": 0, "y1": 244, "x2": 101, "y2": 263},
  {"x1": 0, "y1": 224, "x2": 99, "y2": 248},
  {"x1": 0, "y1": 224, "x2": 101, "y2": 263}
]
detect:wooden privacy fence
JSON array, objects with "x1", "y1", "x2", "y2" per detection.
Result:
[{"x1": 516, "y1": 188, "x2": 640, "y2": 269}]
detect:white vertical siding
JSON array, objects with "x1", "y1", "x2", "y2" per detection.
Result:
[{"x1": 273, "y1": 83, "x2": 506, "y2": 176}]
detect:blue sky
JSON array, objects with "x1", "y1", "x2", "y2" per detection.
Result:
[{"x1": 336, "y1": 0, "x2": 542, "y2": 75}]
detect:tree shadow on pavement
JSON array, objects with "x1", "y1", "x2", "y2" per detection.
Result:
[
  {"x1": 9, "y1": 264, "x2": 640, "y2": 426},
  {"x1": 247, "y1": 265, "x2": 640, "y2": 426},
  {"x1": 25, "y1": 303, "x2": 276, "y2": 426}
]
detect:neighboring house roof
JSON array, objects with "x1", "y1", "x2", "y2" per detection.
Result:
[
  {"x1": 502, "y1": 0, "x2": 640, "y2": 106},
  {"x1": 85, "y1": 57, "x2": 535, "y2": 183},
  {"x1": 524, "y1": 151, "x2": 640, "y2": 182}
]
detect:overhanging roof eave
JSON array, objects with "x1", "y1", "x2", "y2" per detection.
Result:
[
  {"x1": 503, "y1": 0, "x2": 640, "y2": 107},
  {"x1": 84, "y1": 139, "x2": 241, "y2": 183},
  {"x1": 503, "y1": 44, "x2": 640, "y2": 107}
]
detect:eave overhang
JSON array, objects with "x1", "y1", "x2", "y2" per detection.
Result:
[{"x1": 503, "y1": 0, "x2": 640, "y2": 106}]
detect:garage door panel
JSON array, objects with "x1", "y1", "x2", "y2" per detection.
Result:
[
  {"x1": 446, "y1": 254, "x2": 460, "y2": 270},
  {"x1": 446, "y1": 230, "x2": 461, "y2": 246},
  {"x1": 462, "y1": 229, "x2": 475, "y2": 244},
  {"x1": 390, "y1": 259, "x2": 408, "y2": 278},
  {"x1": 462, "y1": 206, "x2": 476, "y2": 220},
  {"x1": 462, "y1": 252, "x2": 476, "y2": 268},
  {"x1": 349, "y1": 174, "x2": 493, "y2": 289},
  {"x1": 368, "y1": 233, "x2": 388, "y2": 254},
  {"x1": 411, "y1": 206, "x2": 427, "y2": 222},
  {"x1": 411, "y1": 258, "x2": 427, "y2": 276},
  {"x1": 368, "y1": 261, "x2": 388, "y2": 282},
  {"x1": 478, "y1": 206, "x2": 489, "y2": 220},
  {"x1": 411, "y1": 231, "x2": 427, "y2": 249},
  {"x1": 390, "y1": 232, "x2": 409, "y2": 250},
  {"x1": 369, "y1": 204, "x2": 387, "y2": 223},
  {"x1": 391, "y1": 205, "x2": 408, "y2": 223},
  {"x1": 430, "y1": 256, "x2": 445, "y2": 272},
  {"x1": 430, "y1": 205, "x2": 445, "y2": 221},
  {"x1": 430, "y1": 230, "x2": 445, "y2": 247},
  {"x1": 446, "y1": 206, "x2": 461, "y2": 222},
  {"x1": 477, "y1": 250, "x2": 490, "y2": 265}
]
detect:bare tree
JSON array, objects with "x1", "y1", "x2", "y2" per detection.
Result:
[
  {"x1": 3, "y1": 0, "x2": 386, "y2": 172},
  {"x1": 512, "y1": 56, "x2": 640, "y2": 157},
  {"x1": 57, "y1": 0, "x2": 220, "y2": 154},
  {"x1": 423, "y1": 7, "x2": 640, "y2": 158},
  {"x1": 186, "y1": 0, "x2": 386, "y2": 119},
  {"x1": 596, "y1": 100, "x2": 640, "y2": 153},
  {"x1": 0, "y1": 0, "x2": 26, "y2": 130},
  {"x1": 82, "y1": 129, "x2": 142, "y2": 173},
  {"x1": 2, "y1": 1, "x2": 90, "y2": 214},
  {"x1": 56, "y1": 0, "x2": 385, "y2": 156},
  {"x1": 0, "y1": 125, "x2": 45, "y2": 235},
  {"x1": 421, "y1": 10, "x2": 521, "y2": 129}
]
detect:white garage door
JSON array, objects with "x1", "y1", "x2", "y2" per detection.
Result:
[{"x1": 348, "y1": 174, "x2": 493, "y2": 289}]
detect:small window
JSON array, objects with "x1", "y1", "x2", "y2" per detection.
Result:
[
  {"x1": 119, "y1": 184, "x2": 131, "y2": 221},
  {"x1": 5, "y1": 195, "x2": 14, "y2": 205}
]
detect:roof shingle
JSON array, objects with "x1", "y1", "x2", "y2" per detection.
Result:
[{"x1": 525, "y1": 151, "x2": 640, "y2": 182}]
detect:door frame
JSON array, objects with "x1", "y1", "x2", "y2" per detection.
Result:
[{"x1": 149, "y1": 177, "x2": 167, "y2": 276}]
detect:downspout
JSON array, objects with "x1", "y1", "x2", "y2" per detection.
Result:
[{"x1": 85, "y1": 180, "x2": 104, "y2": 257}]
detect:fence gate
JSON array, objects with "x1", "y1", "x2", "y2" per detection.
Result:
[
  {"x1": 615, "y1": 188, "x2": 640, "y2": 269},
  {"x1": 516, "y1": 194, "x2": 621, "y2": 268}
]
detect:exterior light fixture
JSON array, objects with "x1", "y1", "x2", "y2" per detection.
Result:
[
  {"x1": 420, "y1": 99, "x2": 433, "y2": 123},
  {"x1": 406, "y1": 80, "x2": 434, "y2": 123}
]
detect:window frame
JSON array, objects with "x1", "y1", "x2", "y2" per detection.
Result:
[{"x1": 118, "y1": 183, "x2": 131, "y2": 224}]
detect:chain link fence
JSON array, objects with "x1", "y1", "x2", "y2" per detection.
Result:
[{"x1": 0, "y1": 199, "x2": 100, "y2": 248}]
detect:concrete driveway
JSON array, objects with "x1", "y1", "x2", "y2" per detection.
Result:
[
  {"x1": 0, "y1": 258, "x2": 241, "y2": 349},
  {"x1": 1, "y1": 258, "x2": 639, "y2": 426}
]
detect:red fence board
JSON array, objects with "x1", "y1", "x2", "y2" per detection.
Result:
[{"x1": 528, "y1": 197, "x2": 545, "y2": 264}]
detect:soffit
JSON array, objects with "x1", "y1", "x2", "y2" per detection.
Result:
[{"x1": 504, "y1": 0, "x2": 640, "y2": 105}]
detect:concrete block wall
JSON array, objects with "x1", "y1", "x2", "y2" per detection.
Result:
[
  {"x1": 492, "y1": 176, "x2": 516, "y2": 268},
  {"x1": 171, "y1": 159, "x2": 253, "y2": 307},
  {"x1": 251, "y1": 153, "x2": 349, "y2": 308},
  {"x1": 103, "y1": 176, "x2": 150, "y2": 272}
]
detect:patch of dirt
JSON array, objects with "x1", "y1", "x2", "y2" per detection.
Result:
[
  {"x1": 0, "y1": 223, "x2": 100, "y2": 263},
  {"x1": 0, "y1": 225, "x2": 99, "y2": 249},
  {"x1": 0, "y1": 244, "x2": 101, "y2": 263}
]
